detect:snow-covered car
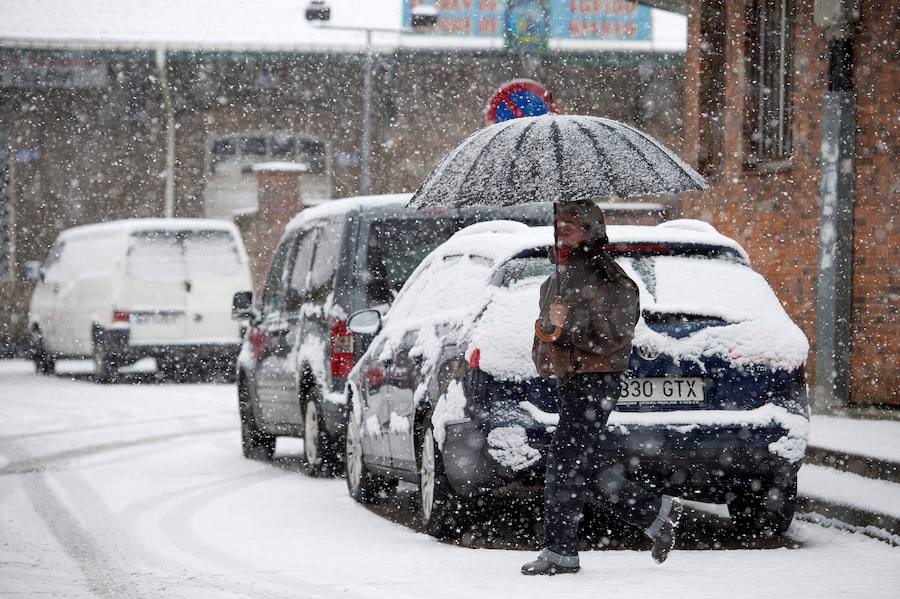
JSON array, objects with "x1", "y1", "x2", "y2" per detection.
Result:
[
  {"x1": 232, "y1": 195, "x2": 552, "y2": 475},
  {"x1": 344, "y1": 219, "x2": 810, "y2": 538},
  {"x1": 26, "y1": 218, "x2": 253, "y2": 381}
]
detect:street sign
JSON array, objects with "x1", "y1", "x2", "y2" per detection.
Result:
[
  {"x1": 485, "y1": 79, "x2": 558, "y2": 125},
  {"x1": 504, "y1": 0, "x2": 550, "y2": 51}
]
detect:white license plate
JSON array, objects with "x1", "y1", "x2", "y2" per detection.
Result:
[
  {"x1": 132, "y1": 312, "x2": 183, "y2": 325},
  {"x1": 618, "y1": 377, "x2": 705, "y2": 406}
]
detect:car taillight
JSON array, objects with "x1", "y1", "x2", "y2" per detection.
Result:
[
  {"x1": 112, "y1": 311, "x2": 130, "y2": 324},
  {"x1": 248, "y1": 328, "x2": 266, "y2": 358},
  {"x1": 331, "y1": 319, "x2": 354, "y2": 378},
  {"x1": 468, "y1": 348, "x2": 480, "y2": 369}
]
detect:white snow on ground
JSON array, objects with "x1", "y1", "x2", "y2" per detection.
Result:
[
  {"x1": 798, "y1": 464, "x2": 900, "y2": 519},
  {"x1": 1, "y1": 359, "x2": 898, "y2": 598},
  {"x1": 809, "y1": 415, "x2": 900, "y2": 464}
]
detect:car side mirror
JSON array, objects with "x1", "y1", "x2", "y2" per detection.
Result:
[
  {"x1": 232, "y1": 291, "x2": 257, "y2": 323},
  {"x1": 348, "y1": 309, "x2": 382, "y2": 335},
  {"x1": 24, "y1": 261, "x2": 44, "y2": 283}
]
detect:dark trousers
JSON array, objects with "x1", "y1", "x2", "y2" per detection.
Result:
[{"x1": 542, "y1": 373, "x2": 663, "y2": 556}]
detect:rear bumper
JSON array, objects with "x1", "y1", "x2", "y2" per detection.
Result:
[
  {"x1": 442, "y1": 412, "x2": 807, "y2": 501},
  {"x1": 100, "y1": 329, "x2": 240, "y2": 364}
]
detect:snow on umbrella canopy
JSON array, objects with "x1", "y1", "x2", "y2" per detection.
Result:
[{"x1": 408, "y1": 114, "x2": 708, "y2": 209}]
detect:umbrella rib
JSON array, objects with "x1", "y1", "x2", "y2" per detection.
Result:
[
  {"x1": 573, "y1": 121, "x2": 626, "y2": 198},
  {"x1": 615, "y1": 120, "x2": 708, "y2": 189},
  {"x1": 508, "y1": 121, "x2": 537, "y2": 200},
  {"x1": 594, "y1": 119, "x2": 672, "y2": 192},
  {"x1": 455, "y1": 121, "x2": 518, "y2": 207},
  {"x1": 550, "y1": 120, "x2": 567, "y2": 199}
]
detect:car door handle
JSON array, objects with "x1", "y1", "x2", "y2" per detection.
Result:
[{"x1": 184, "y1": 281, "x2": 192, "y2": 293}]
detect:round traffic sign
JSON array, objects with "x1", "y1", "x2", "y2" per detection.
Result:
[{"x1": 485, "y1": 79, "x2": 558, "y2": 126}]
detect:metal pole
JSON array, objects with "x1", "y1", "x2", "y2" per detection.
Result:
[
  {"x1": 360, "y1": 29, "x2": 374, "y2": 196},
  {"x1": 814, "y1": 35, "x2": 856, "y2": 412},
  {"x1": 156, "y1": 47, "x2": 176, "y2": 218}
]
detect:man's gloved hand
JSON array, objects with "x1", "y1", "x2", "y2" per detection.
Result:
[{"x1": 549, "y1": 303, "x2": 568, "y2": 328}]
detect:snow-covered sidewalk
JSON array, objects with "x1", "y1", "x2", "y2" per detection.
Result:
[{"x1": 809, "y1": 414, "x2": 900, "y2": 464}]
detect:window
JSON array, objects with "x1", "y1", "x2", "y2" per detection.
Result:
[
  {"x1": 307, "y1": 221, "x2": 343, "y2": 305},
  {"x1": 298, "y1": 139, "x2": 327, "y2": 175},
  {"x1": 261, "y1": 236, "x2": 295, "y2": 315},
  {"x1": 365, "y1": 218, "x2": 455, "y2": 305},
  {"x1": 240, "y1": 137, "x2": 267, "y2": 156},
  {"x1": 745, "y1": 0, "x2": 794, "y2": 166},
  {"x1": 287, "y1": 230, "x2": 317, "y2": 307}
]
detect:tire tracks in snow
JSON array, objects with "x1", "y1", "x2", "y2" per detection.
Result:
[{"x1": 0, "y1": 426, "x2": 234, "y2": 476}]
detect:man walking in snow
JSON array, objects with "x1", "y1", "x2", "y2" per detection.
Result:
[{"x1": 522, "y1": 200, "x2": 683, "y2": 575}]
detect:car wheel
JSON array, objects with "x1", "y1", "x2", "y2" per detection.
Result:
[
  {"x1": 417, "y1": 422, "x2": 469, "y2": 539},
  {"x1": 92, "y1": 332, "x2": 119, "y2": 383},
  {"x1": 239, "y1": 382, "x2": 276, "y2": 461},
  {"x1": 31, "y1": 328, "x2": 55, "y2": 375},
  {"x1": 303, "y1": 399, "x2": 340, "y2": 477},
  {"x1": 728, "y1": 474, "x2": 797, "y2": 537},
  {"x1": 344, "y1": 397, "x2": 383, "y2": 504}
]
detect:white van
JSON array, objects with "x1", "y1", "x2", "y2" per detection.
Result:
[{"x1": 27, "y1": 218, "x2": 253, "y2": 381}]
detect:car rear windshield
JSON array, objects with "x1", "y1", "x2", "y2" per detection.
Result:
[
  {"x1": 498, "y1": 245, "x2": 776, "y2": 323},
  {"x1": 365, "y1": 218, "x2": 459, "y2": 304},
  {"x1": 127, "y1": 230, "x2": 243, "y2": 281}
]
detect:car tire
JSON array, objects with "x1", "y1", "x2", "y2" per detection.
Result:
[
  {"x1": 31, "y1": 328, "x2": 55, "y2": 375},
  {"x1": 92, "y1": 331, "x2": 119, "y2": 383},
  {"x1": 728, "y1": 474, "x2": 797, "y2": 536},
  {"x1": 239, "y1": 382, "x2": 276, "y2": 461},
  {"x1": 417, "y1": 421, "x2": 469, "y2": 539},
  {"x1": 302, "y1": 398, "x2": 340, "y2": 477},
  {"x1": 344, "y1": 396, "x2": 383, "y2": 504}
]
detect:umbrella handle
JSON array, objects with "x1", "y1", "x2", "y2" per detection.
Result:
[{"x1": 534, "y1": 319, "x2": 563, "y2": 343}]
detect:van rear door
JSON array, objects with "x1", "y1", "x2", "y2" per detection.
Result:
[
  {"x1": 182, "y1": 230, "x2": 248, "y2": 343},
  {"x1": 124, "y1": 231, "x2": 189, "y2": 344}
]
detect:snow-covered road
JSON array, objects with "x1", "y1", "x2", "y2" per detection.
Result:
[{"x1": 1, "y1": 359, "x2": 897, "y2": 598}]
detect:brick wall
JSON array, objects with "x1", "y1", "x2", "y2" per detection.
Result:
[
  {"x1": 681, "y1": 0, "x2": 898, "y2": 405},
  {"x1": 849, "y1": 0, "x2": 899, "y2": 404}
]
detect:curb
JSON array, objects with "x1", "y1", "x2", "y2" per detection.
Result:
[
  {"x1": 805, "y1": 446, "x2": 900, "y2": 484},
  {"x1": 797, "y1": 496, "x2": 900, "y2": 538}
]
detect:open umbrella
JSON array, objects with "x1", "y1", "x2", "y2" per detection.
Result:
[
  {"x1": 406, "y1": 114, "x2": 708, "y2": 340},
  {"x1": 408, "y1": 114, "x2": 707, "y2": 209}
]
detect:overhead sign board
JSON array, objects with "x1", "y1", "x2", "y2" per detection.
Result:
[{"x1": 403, "y1": 0, "x2": 652, "y2": 43}]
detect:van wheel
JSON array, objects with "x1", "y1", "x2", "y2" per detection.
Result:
[
  {"x1": 92, "y1": 332, "x2": 119, "y2": 383},
  {"x1": 31, "y1": 328, "x2": 55, "y2": 375},
  {"x1": 728, "y1": 475, "x2": 797, "y2": 537},
  {"x1": 239, "y1": 382, "x2": 275, "y2": 461},
  {"x1": 417, "y1": 421, "x2": 469, "y2": 539},
  {"x1": 345, "y1": 396, "x2": 385, "y2": 503}
]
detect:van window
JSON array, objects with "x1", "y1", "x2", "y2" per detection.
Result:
[
  {"x1": 127, "y1": 231, "x2": 186, "y2": 282},
  {"x1": 127, "y1": 230, "x2": 243, "y2": 282},
  {"x1": 288, "y1": 230, "x2": 317, "y2": 305},
  {"x1": 182, "y1": 230, "x2": 243, "y2": 277},
  {"x1": 262, "y1": 236, "x2": 295, "y2": 314},
  {"x1": 365, "y1": 218, "x2": 454, "y2": 304},
  {"x1": 307, "y1": 221, "x2": 343, "y2": 304}
]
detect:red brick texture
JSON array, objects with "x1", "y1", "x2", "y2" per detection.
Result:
[{"x1": 680, "y1": 0, "x2": 898, "y2": 405}]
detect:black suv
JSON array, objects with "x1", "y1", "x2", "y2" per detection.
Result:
[{"x1": 232, "y1": 194, "x2": 551, "y2": 475}]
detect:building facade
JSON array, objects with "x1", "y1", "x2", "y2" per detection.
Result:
[
  {"x1": 677, "y1": 0, "x2": 897, "y2": 405},
  {"x1": 0, "y1": 46, "x2": 684, "y2": 352}
]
